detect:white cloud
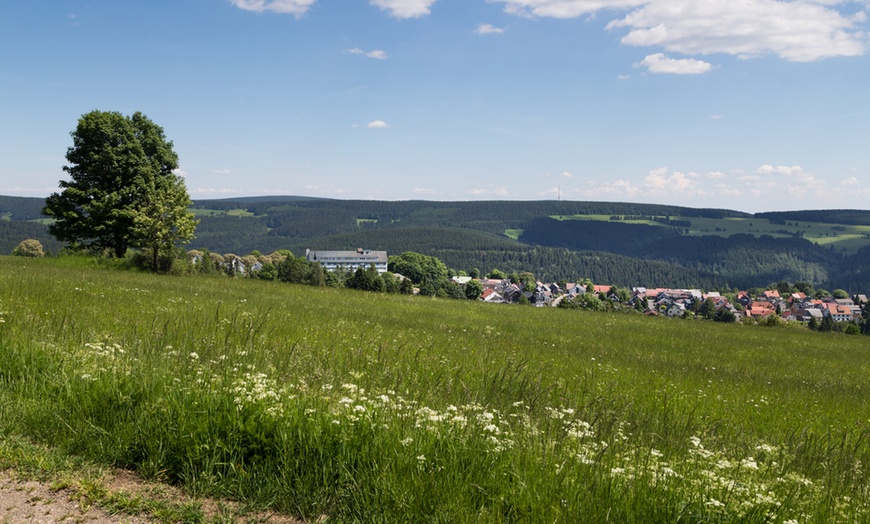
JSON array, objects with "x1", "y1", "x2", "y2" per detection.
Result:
[
  {"x1": 213, "y1": 169, "x2": 232, "y2": 175},
  {"x1": 412, "y1": 187, "x2": 436, "y2": 194},
  {"x1": 634, "y1": 53, "x2": 713, "y2": 74},
  {"x1": 474, "y1": 23, "x2": 506, "y2": 34},
  {"x1": 370, "y1": 0, "x2": 436, "y2": 18},
  {"x1": 756, "y1": 164, "x2": 808, "y2": 178},
  {"x1": 489, "y1": 0, "x2": 647, "y2": 19},
  {"x1": 368, "y1": 120, "x2": 390, "y2": 128},
  {"x1": 560, "y1": 171, "x2": 574, "y2": 178},
  {"x1": 711, "y1": 183, "x2": 743, "y2": 198},
  {"x1": 709, "y1": 114, "x2": 724, "y2": 120},
  {"x1": 582, "y1": 178, "x2": 640, "y2": 198},
  {"x1": 172, "y1": 168, "x2": 188, "y2": 177},
  {"x1": 229, "y1": 0, "x2": 317, "y2": 17},
  {"x1": 643, "y1": 167, "x2": 700, "y2": 192},
  {"x1": 348, "y1": 47, "x2": 389, "y2": 60},
  {"x1": 494, "y1": 0, "x2": 867, "y2": 62},
  {"x1": 608, "y1": 0, "x2": 867, "y2": 62},
  {"x1": 841, "y1": 176, "x2": 859, "y2": 185},
  {"x1": 753, "y1": 164, "x2": 827, "y2": 199}
]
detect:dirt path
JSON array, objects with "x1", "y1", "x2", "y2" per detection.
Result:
[
  {"x1": 0, "y1": 470, "x2": 304, "y2": 524},
  {"x1": 1, "y1": 473, "x2": 154, "y2": 524}
]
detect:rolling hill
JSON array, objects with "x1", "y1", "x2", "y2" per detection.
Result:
[{"x1": 3, "y1": 194, "x2": 870, "y2": 291}]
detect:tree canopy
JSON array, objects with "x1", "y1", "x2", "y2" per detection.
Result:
[{"x1": 43, "y1": 110, "x2": 196, "y2": 261}]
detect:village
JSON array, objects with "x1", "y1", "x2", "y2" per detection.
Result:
[{"x1": 460, "y1": 275, "x2": 869, "y2": 326}]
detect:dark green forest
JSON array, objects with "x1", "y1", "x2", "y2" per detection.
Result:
[{"x1": 3, "y1": 194, "x2": 870, "y2": 292}]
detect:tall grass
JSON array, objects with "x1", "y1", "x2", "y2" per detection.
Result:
[{"x1": 1, "y1": 256, "x2": 868, "y2": 522}]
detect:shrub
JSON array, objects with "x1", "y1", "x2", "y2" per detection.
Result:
[{"x1": 11, "y1": 239, "x2": 44, "y2": 257}]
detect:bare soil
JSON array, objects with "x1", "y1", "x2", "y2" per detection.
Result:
[{"x1": 0, "y1": 470, "x2": 304, "y2": 524}]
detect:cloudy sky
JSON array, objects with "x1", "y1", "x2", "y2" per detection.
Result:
[{"x1": 1, "y1": 0, "x2": 868, "y2": 212}]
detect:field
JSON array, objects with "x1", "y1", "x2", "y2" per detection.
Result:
[
  {"x1": 553, "y1": 214, "x2": 870, "y2": 254},
  {"x1": 1, "y1": 257, "x2": 869, "y2": 523}
]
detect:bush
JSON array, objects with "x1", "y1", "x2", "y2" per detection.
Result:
[{"x1": 11, "y1": 239, "x2": 44, "y2": 257}]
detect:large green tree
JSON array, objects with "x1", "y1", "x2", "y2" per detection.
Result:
[{"x1": 43, "y1": 110, "x2": 196, "y2": 259}]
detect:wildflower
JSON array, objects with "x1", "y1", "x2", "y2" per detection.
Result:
[
  {"x1": 189, "y1": 352, "x2": 199, "y2": 360},
  {"x1": 483, "y1": 424, "x2": 500, "y2": 434},
  {"x1": 741, "y1": 457, "x2": 759, "y2": 470},
  {"x1": 706, "y1": 498, "x2": 725, "y2": 508},
  {"x1": 353, "y1": 405, "x2": 367, "y2": 413},
  {"x1": 400, "y1": 437, "x2": 413, "y2": 447}
]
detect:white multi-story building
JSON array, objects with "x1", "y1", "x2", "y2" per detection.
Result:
[{"x1": 305, "y1": 248, "x2": 388, "y2": 274}]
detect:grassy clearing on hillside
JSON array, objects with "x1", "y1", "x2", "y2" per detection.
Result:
[
  {"x1": 1, "y1": 256, "x2": 869, "y2": 522},
  {"x1": 555, "y1": 214, "x2": 870, "y2": 254},
  {"x1": 192, "y1": 208, "x2": 256, "y2": 217}
]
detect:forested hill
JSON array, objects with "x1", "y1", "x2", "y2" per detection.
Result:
[{"x1": 3, "y1": 194, "x2": 870, "y2": 292}]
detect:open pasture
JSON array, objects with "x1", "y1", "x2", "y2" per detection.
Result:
[{"x1": 1, "y1": 257, "x2": 868, "y2": 522}]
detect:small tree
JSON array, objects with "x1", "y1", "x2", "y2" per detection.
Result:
[
  {"x1": 132, "y1": 173, "x2": 197, "y2": 271},
  {"x1": 12, "y1": 239, "x2": 45, "y2": 257},
  {"x1": 487, "y1": 268, "x2": 506, "y2": 280},
  {"x1": 465, "y1": 279, "x2": 484, "y2": 300}
]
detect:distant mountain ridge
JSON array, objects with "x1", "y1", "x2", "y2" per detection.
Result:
[{"x1": 2, "y1": 194, "x2": 870, "y2": 292}]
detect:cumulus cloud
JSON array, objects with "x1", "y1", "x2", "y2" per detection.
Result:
[
  {"x1": 370, "y1": 0, "x2": 436, "y2": 18},
  {"x1": 754, "y1": 164, "x2": 827, "y2": 199},
  {"x1": 368, "y1": 120, "x2": 390, "y2": 128},
  {"x1": 841, "y1": 176, "x2": 859, "y2": 185},
  {"x1": 474, "y1": 23, "x2": 506, "y2": 34},
  {"x1": 213, "y1": 169, "x2": 232, "y2": 175},
  {"x1": 643, "y1": 167, "x2": 700, "y2": 192},
  {"x1": 347, "y1": 47, "x2": 389, "y2": 60},
  {"x1": 608, "y1": 0, "x2": 867, "y2": 62},
  {"x1": 489, "y1": 0, "x2": 647, "y2": 19},
  {"x1": 493, "y1": 0, "x2": 867, "y2": 62},
  {"x1": 634, "y1": 53, "x2": 713, "y2": 74},
  {"x1": 172, "y1": 168, "x2": 188, "y2": 177},
  {"x1": 229, "y1": 0, "x2": 317, "y2": 17},
  {"x1": 581, "y1": 178, "x2": 641, "y2": 198}
]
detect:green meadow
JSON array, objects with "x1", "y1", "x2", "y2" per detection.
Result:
[{"x1": 1, "y1": 256, "x2": 869, "y2": 522}]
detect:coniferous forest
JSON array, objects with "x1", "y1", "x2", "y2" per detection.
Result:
[{"x1": 3, "y1": 194, "x2": 870, "y2": 292}]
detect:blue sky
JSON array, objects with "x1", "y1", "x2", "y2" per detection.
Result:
[{"x1": 1, "y1": 0, "x2": 868, "y2": 213}]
